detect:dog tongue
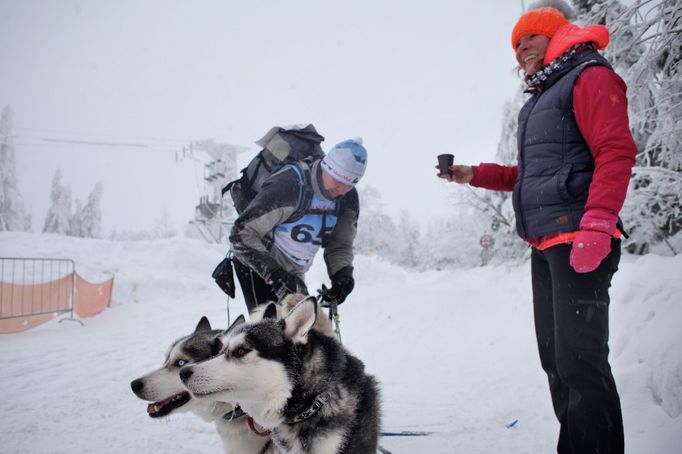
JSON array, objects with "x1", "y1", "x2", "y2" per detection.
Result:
[{"x1": 146, "y1": 392, "x2": 190, "y2": 417}]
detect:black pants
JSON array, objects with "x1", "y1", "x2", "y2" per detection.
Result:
[
  {"x1": 531, "y1": 240, "x2": 624, "y2": 454},
  {"x1": 232, "y1": 258, "x2": 277, "y2": 314}
]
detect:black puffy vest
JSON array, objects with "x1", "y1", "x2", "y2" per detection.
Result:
[{"x1": 513, "y1": 49, "x2": 612, "y2": 239}]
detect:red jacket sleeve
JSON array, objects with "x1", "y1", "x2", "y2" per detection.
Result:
[
  {"x1": 470, "y1": 163, "x2": 518, "y2": 192},
  {"x1": 573, "y1": 66, "x2": 637, "y2": 217}
]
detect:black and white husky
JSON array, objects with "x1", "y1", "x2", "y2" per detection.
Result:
[
  {"x1": 130, "y1": 316, "x2": 272, "y2": 454},
  {"x1": 180, "y1": 296, "x2": 381, "y2": 454}
]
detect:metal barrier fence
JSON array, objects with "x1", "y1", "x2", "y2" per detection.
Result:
[{"x1": 0, "y1": 257, "x2": 77, "y2": 323}]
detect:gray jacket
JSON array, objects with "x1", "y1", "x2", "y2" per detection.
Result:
[{"x1": 229, "y1": 159, "x2": 359, "y2": 282}]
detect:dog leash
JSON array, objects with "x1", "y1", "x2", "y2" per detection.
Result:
[{"x1": 316, "y1": 288, "x2": 342, "y2": 343}]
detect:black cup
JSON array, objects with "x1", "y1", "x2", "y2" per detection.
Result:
[{"x1": 437, "y1": 154, "x2": 454, "y2": 177}]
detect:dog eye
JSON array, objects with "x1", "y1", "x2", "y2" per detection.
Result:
[
  {"x1": 232, "y1": 347, "x2": 251, "y2": 359},
  {"x1": 174, "y1": 359, "x2": 187, "y2": 367}
]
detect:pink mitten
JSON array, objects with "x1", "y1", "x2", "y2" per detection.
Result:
[{"x1": 569, "y1": 210, "x2": 617, "y2": 273}]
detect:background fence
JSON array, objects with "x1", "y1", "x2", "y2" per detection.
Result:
[{"x1": 0, "y1": 257, "x2": 114, "y2": 333}]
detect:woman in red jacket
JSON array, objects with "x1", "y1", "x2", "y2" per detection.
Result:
[{"x1": 441, "y1": 2, "x2": 636, "y2": 453}]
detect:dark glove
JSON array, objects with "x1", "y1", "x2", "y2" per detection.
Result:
[
  {"x1": 323, "y1": 266, "x2": 354, "y2": 305},
  {"x1": 212, "y1": 257, "x2": 236, "y2": 298},
  {"x1": 266, "y1": 268, "x2": 308, "y2": 299}
]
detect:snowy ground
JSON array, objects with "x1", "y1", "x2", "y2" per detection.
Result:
[{"x1": 1, "y1": 231, "x2": 681, "y2": 453}]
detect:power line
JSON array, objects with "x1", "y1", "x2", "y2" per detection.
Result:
[
  {"x1": 42, "y1": 138, "x2": 148, "y2": 148},
  {"x1": 14, "y1": 126, "x2": 192, "y2": 144}
]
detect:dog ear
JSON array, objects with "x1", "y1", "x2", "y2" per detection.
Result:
[
  {"x1": 283, "y1": 296, "x2": 317, "y2": 344},
  {"x1": 195, "y1": 316, "x2": 211, "y2": 333},
  {"x1": 223, "y1": 314, "x2": 246, "y2": 336},
  {"x1": 263, "y1": 303, "x2": 278, "y2": 320},
  {"x1": 211, "y1": 337, "x2": 223, "y2": 356}
]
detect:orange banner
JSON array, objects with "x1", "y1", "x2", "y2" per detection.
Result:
[
  {"x1": 0, "y1": 274, "x2": 73, "y2": 333},
  {"x1": 74, "y1": 274, "x2": 114, "y2": 318},
  {"x1": 0, "y1": 273, "x2": 114, "y2": 334}
]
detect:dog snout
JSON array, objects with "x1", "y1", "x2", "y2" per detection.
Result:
[
  {"x1": 179, "y1": 365, "x2": 193, "y2": 382},
  {"x1": 130, "y1": 378, "x2": 144, "y2": 394}
]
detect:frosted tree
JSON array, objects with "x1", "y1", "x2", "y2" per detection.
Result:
[
  {"x1": 43, "y1": 169, "x2": 73, "y2": 235},
  {"x1": 355, "y1": 184, "x2": 401, "y2": 261},
  {"x1": 70, "y1": 199, "x2": 84, "y2": 237},
  {"x1": 77, "y1": 182, "x2": 103, "y2": 238},
  {"x1": 453, "y1": 93, "x2": 528, "y2": 263},
  {"x1": 0, "y1": 105, "x2": 27, "y2": 231},
  {"x1": 421, "y1": 208, "x2": 485, "y2": 269},
  {"x1": 572, "y1": 0, "x2": 682, "y2": 253},
  {"x1": 396, "y1": 210, "x2": 421, "y2": 268}
]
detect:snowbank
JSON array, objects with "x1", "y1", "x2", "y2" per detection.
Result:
[{"x1": 0, "y1": 232, "x2": 680, "y2": 453}]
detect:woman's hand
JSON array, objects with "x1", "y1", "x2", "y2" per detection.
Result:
[{"x1": 437, "y1": 164, "x2": 474, "y2": 184}]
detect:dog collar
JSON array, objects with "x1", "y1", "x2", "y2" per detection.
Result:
[
  {"x1": 222, "y1": 405, "x2": 246, "y2": 421},
  {"x1": 288, "y1": 391, "x2": 331, "y2": 424},
  {"x1": 247, "y1": 416, "x2": 272, "y2": 437}
]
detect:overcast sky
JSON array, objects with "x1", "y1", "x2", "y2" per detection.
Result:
[{"x1": 1, "y1": 0, "x2": 524, "y2": 234}]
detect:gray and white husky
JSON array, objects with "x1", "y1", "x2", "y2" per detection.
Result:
[
  {"x1": 179, "y1": 296, "x2": 381, "y2": 454},
  {"x1": 130, "y1": 316, "x2": 272, "y2": 454}
]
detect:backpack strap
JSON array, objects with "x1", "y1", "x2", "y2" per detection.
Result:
[{"x1": 285, "y1": 162, "x2": 315, "y2": 224}]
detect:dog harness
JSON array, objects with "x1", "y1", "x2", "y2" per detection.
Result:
[
  {"x1": 288, "y1": 391, "x2": 332, "y2": 424},
  {"x1": 235, "y1": 391, "x2": 333, "y2": 439}
]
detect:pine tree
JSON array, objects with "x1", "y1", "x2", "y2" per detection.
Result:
[
  {"x1": 0, "y1": 105, "x2": 27, "y2": 231},
  {"x1": 355, "y1": 184, "x2": 401, "y2": 260},
  {"x1": 70, "y1": 199, "x2": 84, "y2": 237},
  {"x1": 78, "y1": 182, "x2": 103, "y2": 238},
  {"x1": 43, "y1": 169, "x2": 73, "y2": 235}
]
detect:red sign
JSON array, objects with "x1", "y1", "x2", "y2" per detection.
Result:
[{"x1": 480, "y1": 234, "x2": 495, "y2": 249}]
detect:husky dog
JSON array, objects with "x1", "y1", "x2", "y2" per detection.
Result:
[
  {"x1": 180, "y1": 296, "x2": 381, "y2": 454},
  {"x1": 130, "y1": 316, "x2": 272, "y2": 454}
]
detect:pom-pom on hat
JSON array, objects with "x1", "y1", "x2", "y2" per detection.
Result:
[
  {"x1": 321, "y1": 137, "x2": 368, "y2": 186},
  {"x1": 511, "y1": 6, "x2": 568, "y2": 49}
]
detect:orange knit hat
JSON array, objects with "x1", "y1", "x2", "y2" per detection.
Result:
[{"x1": 511, "y1": 7, "x2": 569, "y2": 49}]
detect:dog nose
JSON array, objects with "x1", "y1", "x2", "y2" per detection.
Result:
[
  {"x1": 130, "y1": 378, "x2": 144, "y2": 394},
  {"x1": 179, "y1": 366, "x2": 193, "y2": 382}
]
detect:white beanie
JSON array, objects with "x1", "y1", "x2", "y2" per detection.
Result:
[{"x1": 321, "y1": 138, "x2": 368, "y2": 185}]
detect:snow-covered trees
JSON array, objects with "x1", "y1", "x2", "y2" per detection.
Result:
[
  {"x1": 575, "y1": 0, "x2": 682, "y2": 254},
  {"x1": 43, "y1": 169, "x2": 102, "y2": 238},
  {"x1": 0, "y1": 105, "x2": 28, "y2": 232},
  {"x1": 71, "y1": 182, "x2": 103, "y2": 238},
  {"x1": 356, "y1": 185, "x2": 434, "y2": 268},
  {"x1": 43, "y1": 169, "x2": 73, "y2": 235},
  {"x1": 355, "y1": 185, "x2": 401, "y2": 260}
]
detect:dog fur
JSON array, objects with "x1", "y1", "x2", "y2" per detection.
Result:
[{"x1": 180, "y1": 297, "x2": 381, "y2": 454}]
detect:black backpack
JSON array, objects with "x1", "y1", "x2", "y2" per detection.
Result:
[{"x1": 222, "y1": 124, "x2": 326, "y2": 214}]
